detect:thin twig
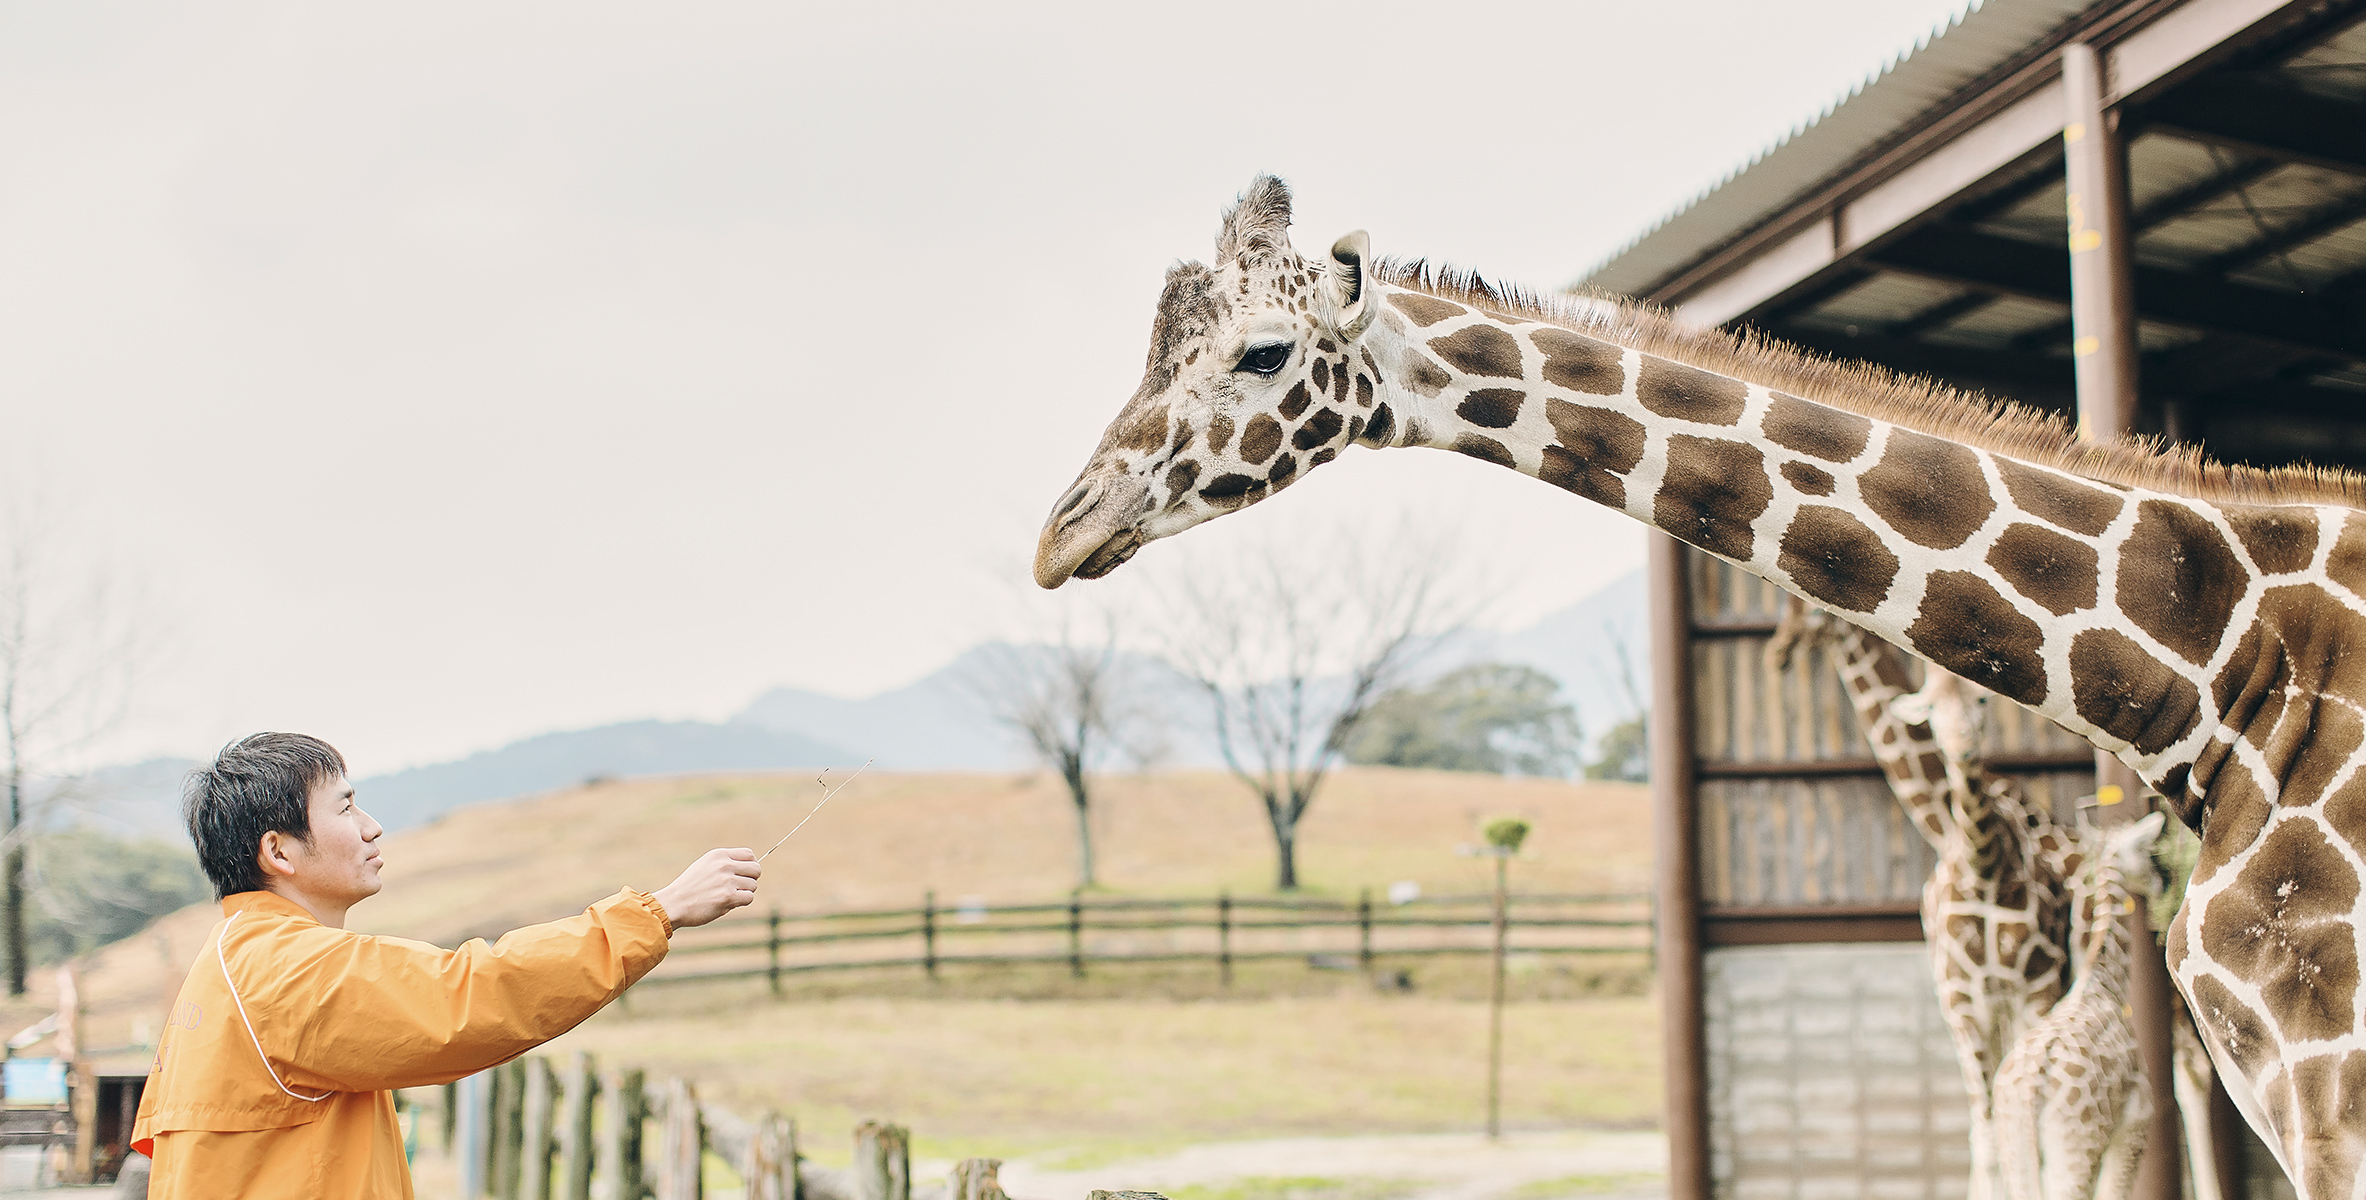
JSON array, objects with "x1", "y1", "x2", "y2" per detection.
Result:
[{"x1": 758, "y1": 760, "x2": 872, "y2": 861}]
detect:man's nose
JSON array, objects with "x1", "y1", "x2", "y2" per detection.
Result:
[{"x1": 358, "y1": 806, "x2": 385, "y2": 840}]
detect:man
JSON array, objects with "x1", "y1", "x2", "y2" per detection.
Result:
[{"x1": 132, "y1": 732, "x2": 762, "y2": 1197}]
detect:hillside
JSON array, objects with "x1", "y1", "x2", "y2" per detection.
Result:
[{"x1": 4, "y1": 767, "x2": 1652, "y2": 1070}]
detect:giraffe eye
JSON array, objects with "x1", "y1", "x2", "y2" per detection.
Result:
[{"x1": 1235, "y1": 343, "x2": 1291, "y2": 376}]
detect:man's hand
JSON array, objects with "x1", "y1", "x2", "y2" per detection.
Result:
[{"x1": 650, "y1": 848, "x2": 761, "y2": 931}]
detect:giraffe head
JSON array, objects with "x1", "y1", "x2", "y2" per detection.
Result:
[
  {"x1": 1034, "y1": 176, "x2": 1380, "y2": 588},
  {"x1": 2096, "y1": 810, "x2": 2168, "y2": 902}
]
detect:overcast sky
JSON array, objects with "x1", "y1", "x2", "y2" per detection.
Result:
[{"x1": 0, "y1": 0, "x2": 1975, "y2": 773}]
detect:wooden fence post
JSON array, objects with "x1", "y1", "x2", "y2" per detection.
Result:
[
  {"x1": 742, "y1": 1111, "x2": 799, "y2": 1200},
  {"x1": 598, "y1": 1068, "x2": 646, "y2": 1200},
  {"x1": 1217, "y1": 892, "x2": 1231, "y2": 988},
  {"x1": 658, "y1": 1077, "x2": 704, "y2": 1200},
  {"x1": 493, "y1": 1059, "x2": 526, "y2": 1200},
  {"x1": 923, "y1": 891, "x2": 937, "y2": 981},
  {"x1": 769, "y1": 908, "x2": 783, "y2": 998},
  {"x1": 949, "y1": 1159, "x2": 1008, "y2": 1200},
  {"x1": 443, "y1": 1080, "x2": 460, "y2": 1156},
  {"x1": 557, "y1": 1051, "x2": 599, "y2": 1200},
  {"x1": 522, "y1": 1056, "x2": 558, "y2": 1200},
  {"x1": 852, "y1": 1121, "x2": 910, "y2": 1200},
  {"x1": 457, "y1": 1072, "x2": 492, "y2": 1199},
  {"x1": 1358, "y1": 887, "x2": 1373, "y2": 970},
  {"x1": 1067, "y1": 892, "x2": 1084, "y2": 979}
]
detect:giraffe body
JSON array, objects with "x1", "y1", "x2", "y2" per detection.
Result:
[
  {"x1": 1774, "y1": 603, "x2": 2081, "y2": 1200},
  {"x1": 1036, "y1": 177, "x2": 2366, "y2": 1198},
  {"x1": 1994, "y1": 813, "x2": 2167, "y2": 1200}
]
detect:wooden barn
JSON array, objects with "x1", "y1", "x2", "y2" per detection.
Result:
[{"x1": 1576, "y1": 0, "x2": 2366, "y2": 1197}]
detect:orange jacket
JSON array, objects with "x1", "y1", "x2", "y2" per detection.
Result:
[{"x1": 132, "y1": 888, "x2": 672, "y2": 1198}]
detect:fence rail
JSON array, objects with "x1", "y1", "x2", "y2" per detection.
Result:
[{"x1": 635, "y1": 890, "x2": 1654, "y2": 990}]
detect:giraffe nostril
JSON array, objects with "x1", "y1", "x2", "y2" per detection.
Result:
[{"x1": 1053, "y1": 480, "x2": 1098, "y2": 525}]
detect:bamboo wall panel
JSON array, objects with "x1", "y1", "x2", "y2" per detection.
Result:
[{"x1": 1698, "y1": 777, "x2": 1934, "y2": 906}]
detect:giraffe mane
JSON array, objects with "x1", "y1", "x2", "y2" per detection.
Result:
[{"x1": 1376, "y1": 258, "x2": 2366, "y2": 512}]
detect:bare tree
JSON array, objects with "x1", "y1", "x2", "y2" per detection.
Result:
[
  {"x1": 1155, "y1": 529, "x2": 1469, "y2": 890},
  {"x1": 966, "y1": 616, "x2": 1151, "y2": 889},
  {"x1": 0, "y1": 490, "x2": 145, "y2": 995}
]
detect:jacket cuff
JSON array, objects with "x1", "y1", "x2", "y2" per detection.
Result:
[{"x1": 626, "y1": 888, "x2": 675, "y2": 938}]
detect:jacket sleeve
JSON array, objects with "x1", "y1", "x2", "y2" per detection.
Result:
[{"x1": 245, "y1": 889, "x2": 672, "y2": 1094}]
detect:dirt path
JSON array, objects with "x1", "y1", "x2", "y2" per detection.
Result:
[{"x1": 987, "y1": 1130, "x2": 1668, "y2": 1200}]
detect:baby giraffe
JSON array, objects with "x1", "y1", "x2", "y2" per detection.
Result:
[{"x1": 1993, "y1": 811, "x2": 2168, "y2": 1200}]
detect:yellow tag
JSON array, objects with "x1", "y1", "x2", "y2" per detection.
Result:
[
  {"x1": 2074, "y1": 335, "x2": 2102, "y2": 357},
  {"x1": 2066, "y1": 122, "x2": 2087, "y2": 143},
  {"x1": 2097, "y1": 784, "x2": 2125, "y2": 806},
  {"x1": 2071, "y1": 229, "x2": 2102, "y2": 252}
]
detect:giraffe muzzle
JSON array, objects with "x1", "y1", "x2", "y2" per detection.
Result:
[{"x1": 1032, "y1": 473, "x2": 1150, "y2": 589}]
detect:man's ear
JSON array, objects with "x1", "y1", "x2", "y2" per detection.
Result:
[
  {"x1": 1326, "y1": 230, "x2": 1373, "y2": 340},
  {"x1": 256, "y1": 830, "x2": 300, "y2": 880}
]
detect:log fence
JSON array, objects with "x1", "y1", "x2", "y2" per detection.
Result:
[
  {"x1": 431, "y1": 1052, "x2": 1180, "y2": 1200},
  {"x1": 632, "y1": 889, "x2": 1651, "y2": 989}
]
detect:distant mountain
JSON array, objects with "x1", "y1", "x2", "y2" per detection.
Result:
[
  {"x1": 735, "y1": 645, "x2": 1025, "y2": 770},
  {"x1": 356, "y1": 720, "x2": 854, "y2": 832},
  {"x1": 1460, "y1": 568, "x2": 1648, "y2": 742}
]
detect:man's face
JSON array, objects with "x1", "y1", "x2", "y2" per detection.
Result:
[{"x1": 292, "y1": 775, "x2": 384, "y2": 905}]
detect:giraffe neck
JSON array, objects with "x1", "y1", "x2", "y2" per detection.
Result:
[
  {"x1": 2070, "y1": 865, "x2": 2137, "y2": 998},
  {"x1": 1354, "y1": 282, "x2": 2318, "y2": 824}
]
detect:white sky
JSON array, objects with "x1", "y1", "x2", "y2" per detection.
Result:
[{"x1": 0, "y1": 0, "x2": 1973, "y2": 773}]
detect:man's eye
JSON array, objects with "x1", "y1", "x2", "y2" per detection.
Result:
[{"x1": 1235, "y1": 344, "x2": 1291, "y2": 376}]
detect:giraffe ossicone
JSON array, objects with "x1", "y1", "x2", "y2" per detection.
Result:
[{"x1": 1037, "y1": 176, "x2": 2366, "y2": 1198}]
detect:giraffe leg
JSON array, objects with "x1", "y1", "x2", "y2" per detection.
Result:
[
  {"x1": 1993, "y1": 1052, "x2": 2046, "y2": 1200},
  {"x1": 2091, "y1": 1086, "x2": 2154, "y2": 1200}
]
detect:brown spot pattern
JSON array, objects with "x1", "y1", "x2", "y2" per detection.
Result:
[
  {"x1": 1310, "y1": 358, "x2": 1329, "y2": 394},
  {"x1": 1453, "y1": 434, "x2": 1515, "y2": 469},
  {"x1": 2069, "y1": 628, "x2": 2202, "y2": 756},
  {"x1": 2189, "y1": 974, "x2": 2276, "y2": 1078},
  {"x1": 2202, "y1": 819, "x2": 2362, "y2": 1043},
  {"x1": 1780, "y1": 460, "x2": 1836, "y2": 496},
  {"x1": 1906, "y1": 571, "x2": 2048, "y2": 702},
  {"x1": 1457, "y1": 389, "x2": 1525, "y2": 429},
  {"x1": 2288, "y1": 1052, "x2": 2366, "y2": 1200},
  {"x1": 1278, "y1": 381, "x2": 1311, "y2": 421},
  {"x1": 2226, "y1": 506, "x2": 2320, "y2": 575},
  {"x1": 1428, "y1": 325, "x2": 1524, "y2": 379},
  {"x1": 1403, "y1": 354, "x2": 1452, "y2": 397},
  {"x1": 1544, "y1": 400, "x2": 1645, "y2": 474},
  {"x1": 1293, "y1": 408, "x2": 1343, "y2": 451},
  {"x1": 2120, "y1": 500, "x2": 2248, "y2": 665},
  {"x1": 1539, "y1": 446, "x2": 1626, "y2": 508},
  {"x1": 1636, "y1": 357, "x2": 1746, "y2": 425},
  {"x1": 2328, "y1": 512, "x2": 2366, "y2": 594},
  {"x1": 1354, "y1": 374, "x2": 1373, "y2": 406},
  {"x1": 1200, "y1": 473, "x2": 1256, "y2": 505},
  {"x1": 1779, "y1": 506, "x2": 1900, "y2": 613},
  {"x1": 1208, "y1": 414, "x2": 1235, "y2": 455},
  {"x1": 1363, "y1": 403, "x2": 1395, "y2": 446},
  {"x1": 1165, "y1": 460, "x2": 1198, "y2": 497},
  {"x1": 1530, "y1": 328, "x2": 1625, "y2": 395},
  {"x1": 1994, "y1": 458, "x2": 2123, "y2": 536},
  {"x1": 1386, "y1": 293, "x2": 1466, "y2": 327},
  {"x1": 1986, "y1": 523, "x2": 2100, "y2": 616},
  {"x1": 1239, "y1": 414, "x2": 1283, "y2": 465},
  {"x1": 1861, "y1": 430, "x2": 1996, "y2": 550},
  {"x1": 1761, "y1": 393, "x2": 1870, "y2": 462},
  {"x1": 1653, "y1": 435, "x2": 1771, "y2": 561},
  {"x1": 1268, "y1": 453, "x2": 1297, "y2": 484}
]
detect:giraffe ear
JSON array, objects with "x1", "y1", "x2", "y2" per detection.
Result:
[{"x1": 1326, "y1": 230, "x2": 1374, "y2": 340}]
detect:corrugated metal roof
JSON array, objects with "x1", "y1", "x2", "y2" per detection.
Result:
[{"x1": 1580, "y1": 0, "x2": 2101, "y2": 296}]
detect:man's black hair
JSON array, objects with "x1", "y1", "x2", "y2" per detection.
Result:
[{"x1": 184, "y1": 733, "x2": 347, "y2": 900}]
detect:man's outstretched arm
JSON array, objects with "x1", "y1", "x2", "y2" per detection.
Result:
[{"x1": 239, "y1": 848, "x2": 762, "y2": 1095}]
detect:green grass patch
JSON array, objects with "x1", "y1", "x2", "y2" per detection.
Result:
[
  {"x1": 1167, "y1": 1177, "x2": 1426, "y2": 1200},
  {"x1": 1507, "y1": 1172, "x2": 1664, "y2": 1199}
]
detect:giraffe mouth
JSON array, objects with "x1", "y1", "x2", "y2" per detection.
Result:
[
  {"x1": 1033, "y1": 473, "x2": 1150, "y2": 588},
  {"x1": 1073, "y1": 529, "x2": 1144, "y2": 580}
]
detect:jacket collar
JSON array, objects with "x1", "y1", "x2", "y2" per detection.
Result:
[{"x1": 221, "y1": 891, "x2": 320, "y2": 924}]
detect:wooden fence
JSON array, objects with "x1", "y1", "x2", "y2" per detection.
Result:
[
  {"x1": 633, "y1": 890, "x2": 1653, "y2": 990},
  {"x1": 436, "y1": 1050, "x2": 1168, "y2": 1200}
]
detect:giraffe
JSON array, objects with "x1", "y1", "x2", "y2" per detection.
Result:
[
  {"x1": 1994, "y1": 811, "x2": 2169, "y2": 1200},
  {"x1": 1771, "y1": 600, "x2": 2081, "y2": 1200},
  {"x1": 1031, "y1": 177, "x2": 2366, "y2": 1197}
]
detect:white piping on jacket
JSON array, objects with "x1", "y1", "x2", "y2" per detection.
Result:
[{"x1": 215, "y1": 912, "x2": 331, "y2": 1103}]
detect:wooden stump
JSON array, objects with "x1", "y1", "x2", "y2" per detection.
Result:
[
  {"x1": 851, "y1": 1122, "x2": 909, "y2": 1200},
  {"x1": 597, "y1": 1068, "x2": 645, "y2": 1200},
  {"x1": 557, "y1": 1052, "x2": 599, "y2": 1200},
  {"x1": 949, "y1": 1159, "x2": 1008, "y2": 1200},
  {"x1": 742, "y1": 1111, "x2": 799, "y2": 1200},
  {"x1": 492, "y1": 1059, "x2": 526, "y2": 1200},
  {"x1": 521, "y1": 1056, "x2": 558, "y2": 1200},
  {"x1": 657, "y1": 1077, "x2": 704, "y2": 1200}
]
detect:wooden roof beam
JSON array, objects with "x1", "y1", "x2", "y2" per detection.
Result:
[{"x1": 2141, "y1": 75, "x2": 2366, "y2": 177}]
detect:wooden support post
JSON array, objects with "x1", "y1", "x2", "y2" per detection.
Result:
[
  {"x1": 1649, "y1": 531, "x2": 1708, "y2": 1200},
  {"x1": 658, "y1": 1077, "x2": 704, "y2": 1200},
  {"x1": 557, "y1": 1052, "x2": 598, "y2": 1200},
  {"x1": 2065, "y1": 43, "x2": 2179, "y2": 1200},
  {"x1": 598, "y1": 1068, "x2": 645, "y2": 1200},
  {"x1": 852, "y1": 1121, "x2": 910, "y2": 1200},
  {"x1": 769, "y1": 908, "x2": 783, "y2": 998},
  {"x1": 1488, "y1": 852, "x2": 1509, "y2": 1141},
  {"x1": 1216, "y1": 892, "x2": 1232, "y2": 988},
  {"x1": 493, "y1": 1059, "x2": 525, "y2": 1200},
  {"x1": 949, "y1": 1158, "x2": 1010, "y2": 1200},
  {"x1": 1357, "y1": 887, "x2": 1373, "y2": 971},
  {"x1": 743, "y1": 1111, "x2": 799, "y2": 1200},
  {"x1": 1068, "y1": 892, "x2": 1084, "y2": 979},
  {"x1": 443, "y1": 1080, "x2": 460, "y2": 1156},
  {"x1": 521, "y1": 1056, "x2": 558, "y2": 1200},
  {"x1": 923, "y1": 891, "x2": 938, "y2": 981}
]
